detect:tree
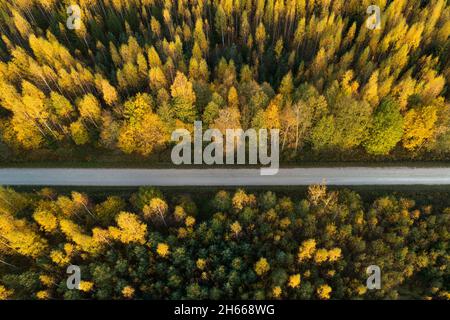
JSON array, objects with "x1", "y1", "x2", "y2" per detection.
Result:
[
  {"x1": 149, "y1": 66, "x2": 168, "y2": 91},
  {"x1": 94, "y1": 196, "x2": 125, "y2": 226},
  {"x1": 122, "y1": 93, "x2": 153, "y2": 124},
  {"x1": 70, "y1": 121, "x2": 90, "y2": 145},
  {"x1": 77, "y1": 94, "x2": 101, "y2": 127},
  {"x1": 212, "y1": 190, "x2": 231, "y2": 211},
  {"x1": 288, "y1": 274, "x2": 301, "y2": 288},
  {"x1": 0, "y1": 185, "x2": 449, "y2": 300},
  {"x1": 122, "y1": 286, "x2": 135, "y2": 299},
  {"x1": 0, "y1": 212, "x2": 47, "y2": 258},
  {"x1": 254, "y1": 258, "x2": 270, "y2": 276},
  {"x1": 332, "y1": 95, "x2": 372, "y2": 150},
  {"x1": 193, "y1": 19, "x2": 208, "y2": 56},
  {"x1": 255, "y1": 22, "x2": 266, "y2": 54},
  {"x1": 99, "y1": 111, "x2": 120, "y2": 149},
  {"x1": 402, "y1": 106, "x2": 438, "y2": 150},
  {"x1": 215, "y1": 4, "x2": 227, "y2": 45},
  {"x1": 230, "y1": 221, "x2": 242, "y2": 236},
  {"x1": 50, "y1": 92, "x2": 74, "y2": 119},
  {"x1": 117, "y1": 113, "x2": 168, "y2": 156},
  {"x1": 109, "y1": 212, "x2": 147, "y2": 245},
  {"x1": 0, "y1": 285, "x2": 14, "y2": 300},
  {"x1": 364, "y1": 99, "x2": 404, "y2": 155},
  {"x1": 33, "y1": 209, "x2": 58, "y2": 233},
  {"x1": 228, "y1": 87, "x2": 239, "y2": 109},
  {"x1": 202, "y1": 101, "x2": 220, "y2": 127},
  {"x1": 143, "y1": 198, "x2": 169, "y2": 225},
  {"x1": 156, "y1": 243, "x2": 170, "y2": 258},
  {"x1": 98, "y1": 79, "x2": 118, "y2": 106},
  {"x1": 362, "y1": 70, "x2": 379, "y2": 107},
  {"x1": 310, "y1": 115, "x2": 337, "y2": 152},
  {"x1": 232, "y1": 189, "x2": 256, "y2": 212},
  {"x1": 317, "y1": 284, "x2": 332, "y2": 300},
  {"x1": 298, "y1": 239, "x2": 317, "y2": 262}
]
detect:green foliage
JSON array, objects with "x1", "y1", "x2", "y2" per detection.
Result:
[
  {"x1": 0, "y1": 186, "x2": 449, "y2": 300},
  {"x1": 364, "y1": 99, "x2": 404, "y2": 155},
  {"x1": 0, "y1": 0, "x2": 447, "y2": 161}
]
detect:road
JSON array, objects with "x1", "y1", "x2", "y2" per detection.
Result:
[{"x1": 0, "y1": 167, "x2": 450, "y2": 186}]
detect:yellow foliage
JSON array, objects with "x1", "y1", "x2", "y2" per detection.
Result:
[
  {"x1": 272, "y1": 286, "x2": 282, "y2": 298},
  {"x1": 254, "y1": 257, "x2": 270, "y2": 276},
  {"x1": 59, "y1": 219, "x2": 101, "y2": 254},
  {"x1": 341, "y1": 70, "x2": 359, "y2": 96},
  {"x1": 314, "y1": 249, "x2": 329, "y2": 264},
  {"x1": 174, "y1": 206, "x2": 186, "y2": 221},
  {"x1": 402, "y1": 106, "x2": 438, "y2": 150},
  {"x1": 36, "y1": 290, "x2": 50, "y2": 300},
  {"x1": 109, "y1": 212, "x2": 147, "y2": 244},
  {"x1": 228, "y1": 86, "x2": 239, "y2": 108},
  {"x1": 0, "y1": 213, "x2": 47, "y2": 258},
  {"x1": 357, "y1": 285, "x2": 367, "y2": 295},
  {"x1": 156, "y1": 243, "x2": 170, "y2": 258},
  {"x1": 33, "y1": 209, "x2": 58, "y2": 233},
  {"x1": 196, "y1": 258, "x2": 206, "y2": 270},
  {"x1": 99, "y1": 79, "x2": 118, "y2": 106},
  {"x1": 77, "y1": 94, "x2": 101, "y2": 124},
  {"x1": 185, "y1": 216, "x2": 196, "y2": 227},
  {"x1": 327, "y1": 248, "x2": 342, "y2": 262},
  {"x1": 117, "y1": 113, "x2": 169, "y2": 156},
  {"x1": 264, "y1": 96, "x2": 281, "y2": 129},
  {"x1": 298, "y1": 239, "x2": 317, "y2": 262},
  {"x1": 39, "y1": 275, "x2": 55, "y2": 287},
  {"x1": 325, "y1": 224, "x2": 337, "y2": 237},
  {"x1": 122, "y1": 286, "x2": 135, "y2": 298},
  {"x1": 230, "y1": 221, "x2": 242, "y2": 235},
  {"x1": 440, "y1": 291, "x2": 450, "y2": 300},
  {"x1": 288, "y1": 274, "x2": 301, "y2": 288},
  {"x1": 355, "y1": 212, "x2": 364, "y2": 225},
  {"x1": 307, "y1": 184, "x2": 327, "y2": 206},
  {"x1": 50, "y1": 249, "x2": 70, "y2": 266},
  {"x1": 143, "y1": 198, "x2": 168, "y2": 221},
  {"x1": 79, "y1": 281, "x2": 94, "y2": 293},
  {"x1": 362, "y1": 70, "x2": 379, "y2": 107},
  {"x1": 0, "y1": 285, "x2": 13, "y2": 300},
  {"x1": 177, "y1": 227, "x2": 188, "y2": 238},
  {"x1": 317, "y1": 284, "x2": 332, "y2": 300},
  {"x1": 232, "y1": 189, "x2": 256, "y2": 211},
  {"x1": 280, "y1": 217, "x2": 291, "y2": 229},
  {"x1": 64, "y1": 243, "x2": 75, "y2": 256}
]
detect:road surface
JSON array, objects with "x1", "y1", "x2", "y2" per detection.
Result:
[{"x1": 0, "y1": 167, "x2": 450, "y2": 186}]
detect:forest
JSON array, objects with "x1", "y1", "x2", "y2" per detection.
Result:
[
  {"x1": 0, "y1": 185, "x2": 448, "y2": 300},
  {"x1": 0, "y1": 0, "x2": 448, "y2": 163}
]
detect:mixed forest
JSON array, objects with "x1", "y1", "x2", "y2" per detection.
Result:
[
  {"x1": 0, "y1": 0, "x2": 448, "y2": 162},
  {"x1": 0, "y1": 185, "x2": 449, "y2": 300}
]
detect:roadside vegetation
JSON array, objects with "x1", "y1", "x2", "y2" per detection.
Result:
[
  {"x1": 0, "y1": 185, "x2": 448, "y2": 300},
  {"x1": 0, "y1": 0, "x2": 449, "y2": 164}
]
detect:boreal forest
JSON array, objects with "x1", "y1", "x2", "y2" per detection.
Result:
[
  {"x1": 0, "y1": 0, "x2": 448, "y2": 162},
  {"x1": 0, "y1": 0, "x2": 449, "y2": 302}
]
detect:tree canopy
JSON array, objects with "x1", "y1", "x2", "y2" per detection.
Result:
[
  {"x1": 0, "y1": 0, "x2": 448, "y2": 162},
  {"x1": 0, "y1": 186, "x2": 448, "y2": 300}
]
